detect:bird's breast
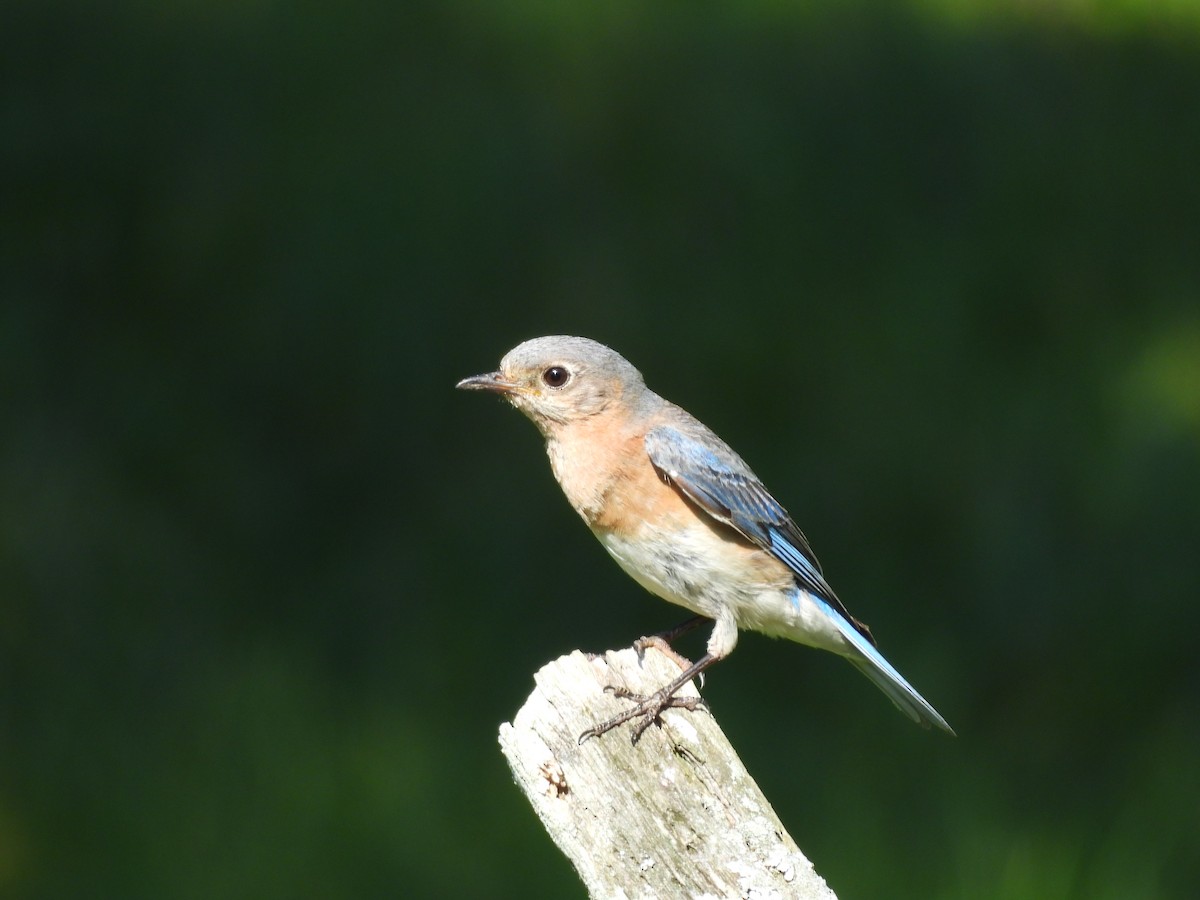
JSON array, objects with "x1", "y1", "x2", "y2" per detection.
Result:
[
  {"x1": 544, "y1": 420, "x2": 658, "y2": 526},
  {"x1": 545, "y1": 418, "x2": 794, "y2": 619}
]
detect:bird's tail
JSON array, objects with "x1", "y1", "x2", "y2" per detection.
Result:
[{"x1": 818, "y1": 597, "x2": 955, "y2": 735}]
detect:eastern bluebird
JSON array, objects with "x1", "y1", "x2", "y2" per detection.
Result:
[{"x1": 458, "y1": 336, "x2": 954, "y2": 742}]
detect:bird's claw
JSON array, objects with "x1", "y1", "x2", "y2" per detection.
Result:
[
  {"x1": 578, "y1": 685, "x2": 708, "y2": 745},
  {"x1": 632, "y1": 634, "x2": 697, "y2": 674}
]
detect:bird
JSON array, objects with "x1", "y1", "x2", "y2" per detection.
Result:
[{"x1": 457, "y1": 335, "x2": 954, "y2": 742}]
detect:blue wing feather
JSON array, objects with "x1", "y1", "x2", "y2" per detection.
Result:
[
  {"x1": 644, "y1": 423, "x2": 954, "y2": 734},
  {"x1": 644, "y1": 425, "x2": 875, "y2": 645}
]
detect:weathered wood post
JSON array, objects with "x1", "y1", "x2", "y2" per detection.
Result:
[{"x1": 499, "y1": 647, "x2": 837, "y2": 899}]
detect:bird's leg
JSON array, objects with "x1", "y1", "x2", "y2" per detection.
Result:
[
  {"x1": 632, "y1": 614, "x2": 709, "y2": 673},
  {"x1": 653, "y1": 614, "x2": 710, "y2": 645},
  {"x1": 578, "y1": 652, "x2": 721, "y2": 745}
]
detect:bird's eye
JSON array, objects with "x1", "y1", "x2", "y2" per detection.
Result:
[{"x1": 542, "y1": 366, "x2": 570, "y2": 388}]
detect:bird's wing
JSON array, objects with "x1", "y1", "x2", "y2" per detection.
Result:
[{"x1": 645, "y1": 424, "x2": 876, "y2": 646}]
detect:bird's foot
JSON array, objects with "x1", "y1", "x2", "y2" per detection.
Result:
[
  {"x1": 578, "y1": 685, "x2": 708, "y2": 745},
  {"x1": 632, "y1": 614, "x2": 709, "y2": 680},
  {"x1": 632, "y1": 634, "x2": 696, "y2": 674}
]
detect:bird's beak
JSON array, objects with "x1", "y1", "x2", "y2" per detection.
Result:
[{"x1": 455, "y1": 371, "x2": 519, "y2": 395}]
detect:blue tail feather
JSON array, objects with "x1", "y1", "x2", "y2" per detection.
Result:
[{"x1": 815, "y1": 598, "x2": 955, "y2": 735}]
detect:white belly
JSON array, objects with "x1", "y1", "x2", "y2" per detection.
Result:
[{"x1": 595, "y1": 527, "x2": 849, "y2": 655}]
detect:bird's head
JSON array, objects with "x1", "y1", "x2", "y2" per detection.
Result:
[{"x1": 456, "y1": 335, "x2": 646, "y2": 437}]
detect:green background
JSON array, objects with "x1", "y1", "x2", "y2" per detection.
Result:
[{"x1": 3, "y1": 2, "x2": 1198, "y2": 897}]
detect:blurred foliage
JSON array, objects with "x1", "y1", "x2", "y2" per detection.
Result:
[{"x1": 2, "y1": 1, "x2": 1198, "y2": 898}]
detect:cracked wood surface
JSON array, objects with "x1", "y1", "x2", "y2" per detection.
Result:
[{"x1": 498, "y1": 648, "x2": 837, "y2": 900}]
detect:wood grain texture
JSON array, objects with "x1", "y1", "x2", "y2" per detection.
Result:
[{"x1": 498, "y1": 648, "x2": 837, "y2": 899}]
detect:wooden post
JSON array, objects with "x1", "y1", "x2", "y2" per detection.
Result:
[{"x1": 498, "y1": 648, "x2": 838, "y2": 899}]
